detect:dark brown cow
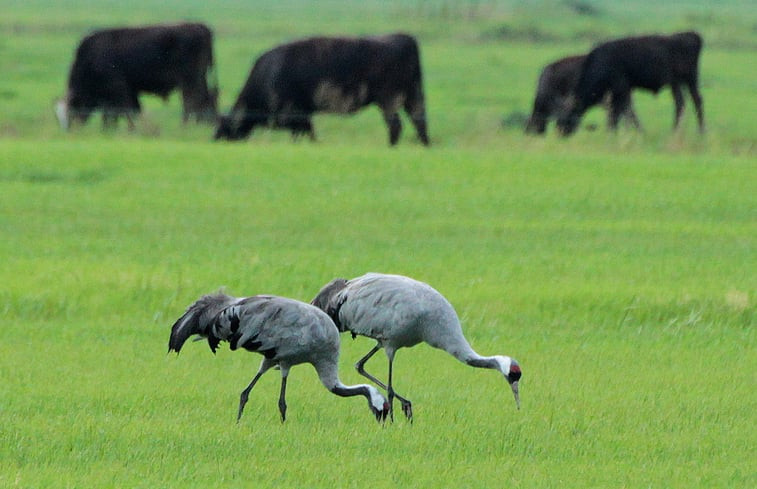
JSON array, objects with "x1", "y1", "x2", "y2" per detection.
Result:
[
  {"x1": 525, "y1": 54, "x2": 640, "y2": 134},
  {"x1": 215, "y1": 33, "x2": 429, "y2": 146},
  {"x1": 557, "y1": 31, "x2": 704, "y2": 136},
  {"x1": 57, "y1": 23, "x2": 218, "y2": 130}
]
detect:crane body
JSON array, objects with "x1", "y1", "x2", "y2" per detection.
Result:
[
  {"x1": 312, "y1": 273, "x2": 522, "y2": 420},
  {"x1": 169, "y1": 292, "x2": 389, "y2": 423}
]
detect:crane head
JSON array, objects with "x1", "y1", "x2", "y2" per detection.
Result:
[
  {"x1": 494, "y1": 356, "x2": 522, "y2": 410},
  {"x1": 507, "y1": 360, "x2": 522, "y2": 410},
  {"x1": 367, "y1": 387, "x2": 390, "y2": 423}
]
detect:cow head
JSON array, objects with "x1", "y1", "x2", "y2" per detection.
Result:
[
  {"x1": 55, "y1": 92, "x2": 94, "y2": 130},
  {"x1": 524, "y1": 114, "x2": 547, "y2": 134},
  {"x1": 55, "y1": 97, "x2": 70, "y2": 130},
  {"x1": 214, "y1": 115, "x2": 235, "y2": 140},
  {"x1": 214, "y1": 113, "x2": 250, "y2": 141},
  {"x1": 556, "y1": 94, "x2": 583, "y2": 136}
]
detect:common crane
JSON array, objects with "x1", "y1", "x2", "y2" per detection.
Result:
[
  {"x1": 311, "y1": 273, "x2": 522, "y2": 420},
  {"x1": 169, "y1": 292, "x2": 389, "y2": 423}
]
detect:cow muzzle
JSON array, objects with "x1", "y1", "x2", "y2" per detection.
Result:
[{"x1": 55, "y1": 99, "x2": 70, "y2": 130}]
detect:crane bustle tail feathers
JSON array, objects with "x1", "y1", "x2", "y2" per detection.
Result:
[
  {"x1": 310, "y1": 278, "x2": 348, "y2": 330},
  {"x1": 168, "y1": 292, "x2": 234, "y2": 353}
]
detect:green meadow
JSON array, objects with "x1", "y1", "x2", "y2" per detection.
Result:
[{"x1": 1, "y1": 1, "x2": 755, "y2": 487}]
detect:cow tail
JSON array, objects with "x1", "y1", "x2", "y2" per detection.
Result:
[
  {"x1": 406, "y1": 36, "x2": 429, "y2": 145},
  {"x1": 203, "y1": 26, "x2": 219, "y2": 107},
  {"x1": 207, "y1": 63, "x2": 219, "y2": 97},
  {"x1": 205, "y1": 28, "x2": 219, "y2": 97}
]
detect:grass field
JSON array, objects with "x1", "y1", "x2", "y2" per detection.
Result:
[{"x1": 1, "y1": 1, "x2": 755, "y2": 488}]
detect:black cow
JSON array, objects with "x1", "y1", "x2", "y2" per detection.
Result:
[
  {"x1": 215, "y1": 33, "x2": 429, "y2": 146},
  {"x1": 525, "y1": 54, "x2": 640, "y2": 134},
  {"x1": 57, "y1": 23, "x2": 218, "y2": 130},
  {"x1": 557, "y1": 31, "x2": 704, "y2": 136}
]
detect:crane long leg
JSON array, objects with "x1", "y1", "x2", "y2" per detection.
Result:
[
  {"x1": 355, "y1": 344, "x2": 413, "y2": 421},
  {"x1": 278, "y1": 374, "x2": 288, "y2": 423},
  {"x1": 387, "y1": 357, "x2": 396, "y2": 422},
  {"x1": 238, "y1": 360, "x2": 274, "y2": 423}
]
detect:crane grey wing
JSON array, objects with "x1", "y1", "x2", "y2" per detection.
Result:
[
  {"x1": 337, "y1": 277, "x2": 412, "y2": 338},
  {"x1": 215, "y1": 297, "x2": 279, "y2": 358}
]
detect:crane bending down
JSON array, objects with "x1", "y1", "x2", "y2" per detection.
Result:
[
  {"x1": 311, "y1": 273, "x2": 522, "y2": 420},
  {"x1": 168, "y1": 292, "x2": 389, "y2": 423}
]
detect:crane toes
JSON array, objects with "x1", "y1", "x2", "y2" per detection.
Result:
[
  {"x1": 237, "y1": 391, "x2": 251, "y2": 423},
  {"x1": 401, "y1": 401, "x2": 413, "y2": 422}
]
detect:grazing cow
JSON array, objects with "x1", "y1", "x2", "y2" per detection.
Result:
[
  {"x1": 57, "y1": 23, "x2": 218, "y2": 130},
  {"x1": 215, "y1": 33, "x2": 429, "y2": 146},
  {"x1": 557, "y1": 31, "x2": 704, "y2": 136},
  {"x1": 525, "y1": 54, "x2": 640, "y2": 134}
]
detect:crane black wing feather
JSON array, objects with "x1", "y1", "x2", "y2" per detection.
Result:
[{"x1": 168, "y1": 292, "x2": 236, "y2": 354}]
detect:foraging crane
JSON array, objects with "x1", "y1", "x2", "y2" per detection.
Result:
[
  {"x1": 168, "y1": 292, "x2": 389, "y2": 423},
  {"x1": 311, "y1": 273, "x2": 522, "y2": 420}
]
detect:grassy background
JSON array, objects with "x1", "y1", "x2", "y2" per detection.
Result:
[{"x1": 1, "y1": 1, "x2": 755, "y2": 488}]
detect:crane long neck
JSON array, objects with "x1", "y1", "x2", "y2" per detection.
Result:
[
  {"x1": 330, "y1": 384, "x2": 374, "y2": 399},
  {"x1": 424, "y1": 308, "x2": 505, "y2": 373},
  {"x1": 315, "y1": 362, "x2": 372, "y2": 400},
  {"x1": 444, "y1": 339, "x2": 503, "y2": 372},
  {"x1": 465, "y1": 355, "x2": 503, "y2": 371}
]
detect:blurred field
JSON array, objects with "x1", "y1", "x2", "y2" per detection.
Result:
[{"x1": 1, "y1": 1, "x2": 755, "y2": 488}]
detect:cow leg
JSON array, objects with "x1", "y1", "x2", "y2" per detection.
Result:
[
  {"x1": 299, "y1": 118, "x2": 316, "y2": 142},
  {"x1": 687, "y1": 81, "x2": 705, "y2": 133},
  {"x1": 403, "y1": 94, "x2": 429, "y2": 145},
  {"x1": 624, "y1": 100, "x2": 643, "y2": 132},
  {"x1": 103, "y1": 110, "x2": 137, "y2": 131},
  {"x1": 101, "y1": 90, "x2": 140, "y2": 131},
  {"x1": 182, "y1": 83, "x2": 213, "y2": 123},
  {"x1": 525, "y1": 114, "x2": 547, "y2": 134},
  {"x1": 382, "y1": 110, "x2": 402, "y2": 146},
  {"x1": 181, "y1": 85, "x2": 196, "y2": 123},
  {"x1": 288, "y1": 116, "x2": 315, "y2": 142},
  {"x1": 608, "y1": 90, "x2": 631, "y2": 131},
  {"x1": 305, "y1": 120, "x2": 316, "y2": 141},
  {"x1": 525, "y1": 91, "x2": 555, "y2": 135},
  {"x1": 125, "y1": 95, "x2": 140, "y2": 132},
  {"x1": 181, "y1": 97, "x2": 192, "y2": 124},
  {"x1": 671, "y1": 83, "x2": 686, "y2": 130},
  {"x1": 125, "y1": 112, "x2": 137, "y2": 131},
  {"x1": 102, "y1": 110, "x2": 119, "y2": 130},
  {"x1": 123, "y1": 105, "x2": 139, "y2": 132}
]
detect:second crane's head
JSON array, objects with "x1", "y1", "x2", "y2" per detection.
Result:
[
  {"x1": 494, "y1": 356, "x2": 522, "y2": 410},
  {"x1": 366, "y1": 386, "x2": 390, "y2": 423}
]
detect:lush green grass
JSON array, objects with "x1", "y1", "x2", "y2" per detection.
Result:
[{"x1": 1, "y1": 1, "x2": 755, "y2": 488}]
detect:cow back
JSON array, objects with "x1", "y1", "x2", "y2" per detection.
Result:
[{"x1": 69, "y1": 23, "x2": 214, "y2": 98}]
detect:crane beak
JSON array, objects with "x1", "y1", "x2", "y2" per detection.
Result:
[
  {"x1": 510, "y1": 381, "x2": 520, "y2": 410},
  {"x1": 373, "y1": 401, "x2": 390, "y2": 423},
  {"x1": 373, "y1": 408, "x2": 387, "y2": 423},
  {"x1": 506, "y1": 360, "x2": 522, "y2": 409}
]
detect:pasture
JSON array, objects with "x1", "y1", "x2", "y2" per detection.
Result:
[{"x1": 1, "y1": 1, "x2": 755, "y2": 487}]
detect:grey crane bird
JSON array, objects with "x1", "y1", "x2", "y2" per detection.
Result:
[
  {"x1": 168, "y1": 292, "x2": 389, "y2": 423},
  {"x1": 311, "y1": 273, "x2": 522, "y2": 420}
]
